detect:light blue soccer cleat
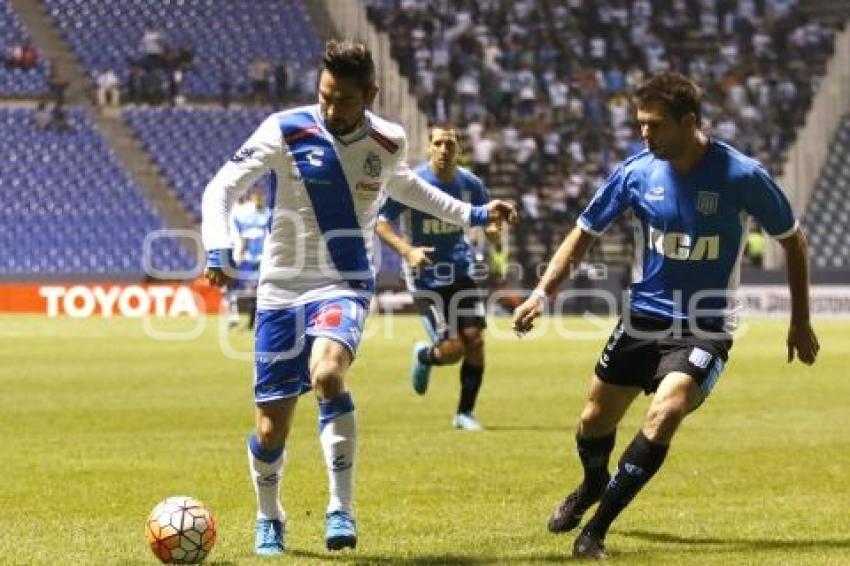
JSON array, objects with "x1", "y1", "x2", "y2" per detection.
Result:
[
  {"x1": 410, "y1": 341, "x2": 432, "y2": 395},
  {"x1": 325, "y1": 510, "x2": 357, "y2": 550},
  {"x1": 452, "y1": 412, "x2": 483, "y2": 431},
  {"x1": 255, "y1": 518, "x2": 285, "y2": 555}
]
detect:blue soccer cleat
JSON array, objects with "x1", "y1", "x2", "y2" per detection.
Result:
[
  {"x1": 325, "y1": 509, "x2": 357, "y2": 550},
  {"x1": 255, "y1": 518, "x2": 285, "y2": 555},
  {"x1": 410, "y1": 341, "x2": 432, "y2": 395}
]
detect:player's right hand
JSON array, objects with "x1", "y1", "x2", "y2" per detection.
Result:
[
  {"x1": 404, "y1": 246, "x2": 435, "y2": 268},
  {"x1": 204, "y1": 249, "x2": 236, "y2": 288},
  {"x1": 512, "y1": 291, "x2": 546, "y2": 336},
  {"x1": 204, "y1": 267, "x2": 234, "y2": 287},
  {"x1": 787, "y1": 320, "x2": 819, "y2": 365}
]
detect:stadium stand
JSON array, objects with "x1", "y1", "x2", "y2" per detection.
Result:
[
  {"x1": 0, "y1": 0, "x2": 49, "y2": 96},
  {"x1": 123, "y1": 107, "x2": 271, "y2": 221},
  {"x1": 364, "y1": 0, "x2": 842, "y2": 268},
  {"x1": 0, "y1": 107, "x2": 194, "y2": 275},
  {"x1": 802, "y1": 113, "x2": 850, "y2": 270},
  {"x1": 42, "y1": 0, "x2": 321, "y2": 99}
]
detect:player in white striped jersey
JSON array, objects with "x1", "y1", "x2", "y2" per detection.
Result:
[{"x1": 201, "y1": 40, "x2": 516, "y2": 556}]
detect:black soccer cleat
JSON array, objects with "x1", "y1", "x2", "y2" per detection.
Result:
[
  {"x1": 547, "y1": 482, "x2": 607, "y2": 534},
  {"x1": 572, "y1": 529, "x2": 609, "y2": 560}
]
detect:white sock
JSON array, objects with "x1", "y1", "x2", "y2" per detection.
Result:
[
  {"x1": 247, "y1": 437, "x2": 286, "y2": 521},
  {"x1": 319, "y1": 400, "x2": 356, "y2": 515}
]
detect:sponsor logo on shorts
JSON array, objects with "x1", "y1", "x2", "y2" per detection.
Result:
[
  {"x1": 312, "y1": 304, "x2": 343, "y2": 329},
  {"x1": 689, "y1": 347, "x2": 712, "y2": 369}
]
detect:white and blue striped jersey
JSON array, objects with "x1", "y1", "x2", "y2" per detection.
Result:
[
  {"x1": 231, "y1": 203, "x2": 271, "y2": 263},
  {"x1": 202, "y1": 104, "x2": 487, "y2": 309},
  {"x1": 579, "y1": 140, "x2": 797, "y2": 330}
]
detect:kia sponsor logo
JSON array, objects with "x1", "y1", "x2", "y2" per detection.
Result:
[{"x1": 38, "y1": 285, "x2": 201, "y2": 318}]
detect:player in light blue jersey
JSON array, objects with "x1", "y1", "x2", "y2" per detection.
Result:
[
  {"x1": 377, "y1": 124, "x2": 498, "y2": 431},
  {"x1": 231, "y1": 189, "x2": 271, "y2": 330},
  {"x1": 513, "y1": 72, "x2": 819, "y2": 560},
  {"x1": 202, "y1": 40, "x2": 517, "y2": 556}
]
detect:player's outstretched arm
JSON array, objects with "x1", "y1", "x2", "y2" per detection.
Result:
[
  {"x1": 375, "y1": 218, "x2": 434, "y2": 268},
  {"x1": 777, "y1": 227, "x2": 819, "y2": 365},
  {"x1": 512, "y1": 225, "x2": 596, "y2": 335}
]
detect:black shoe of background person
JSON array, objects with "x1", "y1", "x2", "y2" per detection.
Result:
[{"x1": 572, "y1": 529, "x2": 609, "y2": 560}]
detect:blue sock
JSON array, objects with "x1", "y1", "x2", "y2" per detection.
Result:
[
  {"x1": 248, "y1": 433, "x2": 284, "y2": 463},
  {"x1": 318, "y1": 392, "x2": 355, "y2": 432}
]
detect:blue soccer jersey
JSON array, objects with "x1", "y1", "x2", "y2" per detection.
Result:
[
  {"x1": 379, "y1": 164, "x2": 490, "y2": 289},
  {"x1": 578, "y1": 140, "x2": 797, "y2": 328},
  {"x1": 233, "y1": 204, "x2": 271, "y2": 263}
]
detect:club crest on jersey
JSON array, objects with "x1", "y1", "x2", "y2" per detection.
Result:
[
  {"x1": 646, "y1": 186, "x2": 665, "y2": 201},
  {"x1": 696, "y1": 191, "x2": 719, "y2": 215},
  {"x1": 363, "y1": 151, "x2": 382, "y2": 178}
]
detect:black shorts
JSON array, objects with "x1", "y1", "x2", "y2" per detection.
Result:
[
  {"x1": 595, "y1": 314, "x2": 733, "y2": 396},
  {"x1": 413, "y1": 277, "x2": 486, "y2": 344}
]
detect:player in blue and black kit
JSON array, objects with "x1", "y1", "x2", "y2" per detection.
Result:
[
  {"x1": 377, "y1": 124, "x2": 498, "y2": 431},
  {"x1": 513, "y1": 72, "x2": 820, "y2": 559}
]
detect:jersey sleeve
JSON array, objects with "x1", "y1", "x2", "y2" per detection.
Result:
[
  {"x1": 469, "y1": 174, "x2": 490, "y2": 206},
  {"x1": 202, "y1": 115, "x2": 282, "y2": 251},
  {"x1": 577, "y1": 165, "x2": 631, "y2": 236},
  {"x1": 385, "y1": 136, "x2": 477, "y2": 226},
  {"x1": 742, "y1": 165, "x2": 798, "y2": 239},
  {"x1": 378, "y1": 197, "x2": 407, "y2": 222}
]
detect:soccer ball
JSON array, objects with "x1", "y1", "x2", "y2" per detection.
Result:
[{"x1": 145, "y1": 496, "x2": 217, "y2": 564}]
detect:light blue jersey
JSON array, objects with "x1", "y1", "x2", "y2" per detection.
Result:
[
  {"x1": 379, "y1": 164, "x2": 489, "y2": 290},
  {"x1": 578, "y1": 140, "x2": 797, "y2": 329}
]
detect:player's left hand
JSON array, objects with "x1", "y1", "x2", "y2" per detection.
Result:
[
  {"x1": 485, "y1": 200, "x2": 518, "y2": 229},
  {"x1": 512, "y1": 291, "x2": 545, "y2": 336},
  {"x1": 787, "y1": 320, "x2": 819, "y2": 365}
]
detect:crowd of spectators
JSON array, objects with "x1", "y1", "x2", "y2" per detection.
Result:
[{"x1": 366, "y1": 0, "x2": 839, "y2": 270}]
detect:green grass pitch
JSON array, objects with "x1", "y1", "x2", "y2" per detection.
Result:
[{"x1": 0, "y1": 314, "x2": 848, "y2": 565}]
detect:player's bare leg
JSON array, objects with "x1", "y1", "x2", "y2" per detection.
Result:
[
  {"x1": 549, "y1": 376, "x2": 639, "y2": 534},
  {"x1": 250, "y1": 397, "x2": 298, "y2": 555},
  {"x1": 310, "y1": 337, "x2": 358, "y2": 550},
  {"x1": 574, "y1": 372, "x2": 702, "y2": 559}
]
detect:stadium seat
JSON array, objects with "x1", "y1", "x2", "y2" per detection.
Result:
[{"x1": 0, "y1": 107, "x2": 194, "y2": 275}]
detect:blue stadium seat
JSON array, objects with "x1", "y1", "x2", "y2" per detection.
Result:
[{"x1": 0, "y1": 107, "x2": 195, "y2": 275}]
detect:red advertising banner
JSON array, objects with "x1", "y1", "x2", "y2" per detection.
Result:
[{"x1": 0, "y1": 281, "x2": 222, "y2": 316}]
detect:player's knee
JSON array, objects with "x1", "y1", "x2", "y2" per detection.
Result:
[
  {"x1": 644, "y1": 399, "x2": 687, "y2": 441},
  {"x1": 460, "y1": 328, "x2": 484, "y2": 354},
  {"x1": 579, "y1": 401, "x2": 614, "y2": 435},
  {"x1": 438, "y1": 338, "x2": 465, "y2": 364},
  {"x1": 311, "y1": 359, "x2": 345, "y2": 394},
  {"x1": 255, "y1": 420, "x2": 281, "y2": 450}
]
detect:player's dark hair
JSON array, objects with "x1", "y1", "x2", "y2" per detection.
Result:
[
  {"x1": 635, "y1": 72, "x2": 702, "y2": 125},
  {"x1": 322, "y1": 39, "x2": 375, "y2": 89},
  {"x1": 429, "y1": 122, "x2": 458, "y2": 140}
]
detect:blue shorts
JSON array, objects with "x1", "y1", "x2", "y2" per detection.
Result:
[{"x1": 253, "y1": 296, "x2": 368, "y2": 403}]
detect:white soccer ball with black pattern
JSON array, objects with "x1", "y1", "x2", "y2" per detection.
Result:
[{"x1": 145, "y1": 496, "x2": 216, "y2": 564}]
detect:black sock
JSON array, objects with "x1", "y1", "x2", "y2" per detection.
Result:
[
  {"x1": 576, "y1": 432, "x2": 616, "y2": 504},
  {"x1": 584, "y1": 431, "x2": 669, "y2": 539},
  {"x1": 457, "y1": 362, "x2": 483, "y2": 414},
  {"x1": 418, "y1": 345, "x2": 451, "y2": 366}
]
